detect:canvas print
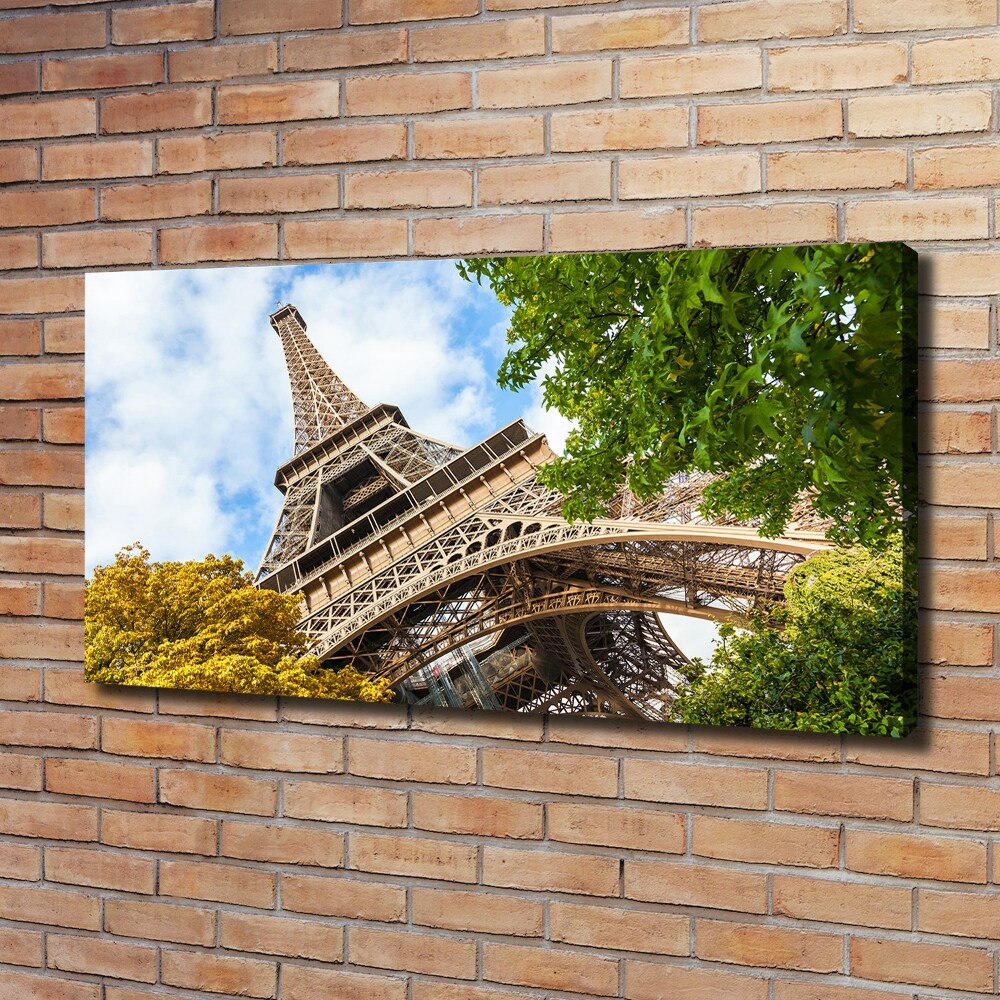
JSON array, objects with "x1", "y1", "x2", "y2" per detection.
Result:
[{"x1": 85, "y1": 244, "x2": 917, "y2": 736}]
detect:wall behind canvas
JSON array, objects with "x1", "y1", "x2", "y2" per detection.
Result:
[{"x1": 0, "y1": 1, "x2": 997, "y2": 997}]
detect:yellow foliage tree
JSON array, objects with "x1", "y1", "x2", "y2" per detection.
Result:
[{"x1": 85, "y1": 544, "x2": 393, "y2": 702}]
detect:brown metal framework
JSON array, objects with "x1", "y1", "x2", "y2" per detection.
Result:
[{"x1": 258, "y1": 304, "x2": 830, "y2": 720}]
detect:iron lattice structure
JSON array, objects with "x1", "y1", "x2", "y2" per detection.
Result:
[{"x1": 257, "y1": 304, "x2": 830, "y2": 721}]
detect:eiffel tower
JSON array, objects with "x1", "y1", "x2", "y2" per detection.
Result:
[{"x1": 257, "y1": 304, "x2": 829, "y2": 720}]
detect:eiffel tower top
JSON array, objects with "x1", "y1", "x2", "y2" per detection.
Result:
[{"x1": 270, "y1": 303, "x2": 370, "y2": 455}]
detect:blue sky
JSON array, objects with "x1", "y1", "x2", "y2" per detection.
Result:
[
  {"x1": 85, "y1": 260, "x2": 719, "y2": 661},
  {"x1": 85, "y1": 260, "x2": 571, "y2": 576}
]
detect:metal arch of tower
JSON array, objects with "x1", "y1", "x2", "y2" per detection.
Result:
[{"x1": 257, "y1": 304, "x2": 833, "y2": 721}]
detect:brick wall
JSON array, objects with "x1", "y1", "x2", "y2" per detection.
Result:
[{"x1": 0, "y1": 0, "x2": 998, "y2": 997}]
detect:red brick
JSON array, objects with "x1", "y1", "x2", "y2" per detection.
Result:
[
  {"x1": 0, "y1": 276, "x2": 83, "y2": 314},
  {"x1": 0, "y1": 59, "x2": 37, "y2": 96},
  {"x1": 414, "y1": 115, "x2": 544, "y2": 159},
  {"x1": 0, "y1": 320, "x2": 40, "y2": 356},
  {"x1": 483, "y1": 941, "x2": 618, "y2": 995},
  {"x1": 699, "y1": 0, "x2": 847, "y2": 41},
  {"x1": 620, "y1": 49, "x2": 762, "y2": 97},
  {"x1": 919, "y1": 620, "x2": 993, "y2": 666},
  {"x1": 282, "y1": 873, "x2": 405, "y2": 922},
  {"x1": 625, "y1": 759, "x2": 768, "y2": 808},
  {"x1": 43, "y1": 229, "x2": 153, "y2": 269},
  {"x1": 46, "y1": 757, "x2": 155, "y2": 803},
  {"x1": 855, "y1": 0, "x2": 993, "y2": 31},
  {"x1": 220, "y1": 172, "x2": 341, "y2": 215},
  {"x1": 285, "y1": 122, "x2": 406, "y2": 165},
  {"x1": 479, "y1": 160, "x2": 611, "y2": 205},
  {"x1": 552, "y1": 901, "x2": 689, "y2": 954},
  {"x1": 170, "y1": 41, "x2": 278, "y2": 82},
  {"x1": 284, "y1": 780, "x2": 407, "y2": 828},
  {"x1": 626, "y1": 962, "x2": 769, "y2": 1000},
  {"x1": 478, "y1": 60, "x2": 611, "y2": 109},
  {"x1": 44, "y1": 846, "x2": 155, "y2": 894},
  {"x1": 0, "y1": 665, "x2": 39, "y2": 702},
  {"x1": 283, "y1": 214, "x2": 409, "y2": 259},
  {"x1": 553, "y1": 8, "x2": 688, "y2": 51},
  {"x1": 158, "y1": 131, "x2": 277, "y2": 173},
  {"x1": 0, "y1": 450, "x2": 83, "y2": 488},
  {"x1": 0, "y1": 752, "x2": 42, "y2": 791},
  {"x1": 846, "y1": 829, "x2": 987, "y2": 883},
  {"x1": 851, "y1": 936, "x2": 992, "y2": 993},
  {"x1": 412, "y1": 17, "x2": 544, "y2": 61},
  {"x1": 220, "y1": 729, "x2": 342, "y2": 772},
  {"x1": 627, "y1": 858, "x2": 768, "y2": 913},
  {"x1": 346, "y1": 72, "x2": 471, "y2": 116},
  {"x1": 42, "y1": 317, "x2": 84, "y2": 354},
  {"x1": 285, "y1": 30, "x2": 406, "y2": 71},
  {"x1": 282, "y1": 966, "x2": 406, "y2": 1000},
  {"x1": 218, "y1": 79, "x2": 341, "y2": 125},
  {"x1": 769, "y1": 41, "x2": 907, "y2": 91},
  {"x1": 0, "y1": 927, "x2": 41, "y2": 968},
  {"x1": 0, "y1": 972, "x2": 97, "y2": 1000},
  {"x1": 101, "y1": 809, "x2": 217, "y2": 856},
  {"x1": 0, "y1": 841, "x2": 40, "y2": 880},
  {"x1": 43, "y1": 53, "x2": 163, "y2": 92},
  {"x1": 919, "y1": 510, "x2": 988, "y2": 557},
  {"x1": 773, "y1": 770, "x2": 914, "y2": 820},
  {"x1": 0, "y1": 493, "x2": 42, "y2": 528},
  {"x1": 160, "y1": 222, "x2": 278, "y2": 264},
  {"x1": 161, "y1": 768, "x2": 277, "y2": 816},
  {"x1": 351, "y1": 832, "x2": 478, "y2": 882},
  {"x1": 849, "y1": 91, "x2": 992, "y2": 138},
  {"x1": 44, "y1": 140, "x2": 153, "y2": 181},
  {"x1": 162, "y1": 951, "x2": 277, "y2": 999},
  {"x1": 0, "y1": 708, "x2": 94, "y2": 748},
  {"x1": 44, "y1": 583, "x2": 85, "y2": 617},
  {"x1": 352, "y1": 0, "x2": 477, "y2": 22},
  {"x1": 0, "y1": 11, "x2": 106, "y2": 54},
  {"x1": 768, "y1": 148, "x2": 907, "y2": 191},
  {"x1": 101, "y1": 88, "x2": 212, "y2": 134},
  {"x1": 846, "y1": 195, "x2": 988, "y2": 242},
  {"x1": 221, "y1": 912, "x2": 343, "y2": 962},
  {"x1": 0, "y1": 147, "x2": 37, "y2": 184},
  {"x1": 0, "y1": 234, "x2": 35, "y2": 272},
  {"x1": 348, "y1": 735, "x2": 476, "y2": 783},
  {"x1": 915, "y1": 143, "x2": 1000, "y2": 191},
  {"x1": 0, "y1": 187, "x2": 94, "y2": 226},
  {"x1": 160, "y1": 859, "x2": 275, "y2": 907},
  {"x1": 773, "y1": 874, "x2": 912, "y2": 930},
  {"x1": 0, "y1": 884, "x2": 98, "y2": 930},
  {"x1": 102, "y1": 717, "x2": 215, "y2": 761},
  {"x1": 105, "y1": 898, "x2": 215, "y2": 947},
  {"x1": 482, "y1": 746, "x2": 617, "y2": 796},
  {"x1": 920, "y1": 782, "x2": 1000, "y2": 831},
  {"x1": 700, "y1": 98, "x2": 842, "y2": 145},
  {"x1": 846, "y1": 727, "x2": 989, "y2": 775},
  {"x1": 220, "y1": 0, "x2": 343, "y2": 35},
  {"x1": 553, "y1": 106, "x2": 688, "y2": 152},
  {"x1": 694, "y1": 815, "x2": 840, "y2": 868},
  {"x1": 413, "y1": 214, "x2": 543, "y2": 255},
  {"x1": 413, "y1": 791, "x2": 543, "y2": 839},
  {"x1": 412, "y1": 886, "x2": 544, "y2": 937},
  {"x1": 0, "y1": 406, "x2": 38, "y2": 439},
  {"x1": 483, "y1": 845, "x2": 618, "y2": 895},
  {"x1": 100, "y1": 179, "x2": 213, "y2": 221},
  {"x1": 222, "y1": 819, "x2": 345, "y2": 867},
  {"x1": 698, "y1": 919, "x2": 842, "y2": 972},
  {"x1": 351, "y1": 926, "x2": 476, "y2": 979},
  {"x1": 694, "y1": 202, "x2": 838, "y2": 246},
  {"x1": 919, "y1": 887, "x2": 1000, "y2": 939},
  {"x1": 45, "y1": 666, "x2": 155, "y2": 712},
  {"x1": 112, "y1": 1, "x2": 214, "y2": 44}
]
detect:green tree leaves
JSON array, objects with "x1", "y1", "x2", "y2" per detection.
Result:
[
  {"x1": 459, "y1": 244, "x2": 916, "y2": 548},
  {"x1": 668, "y1": 540, "x2": 917, "y2": 737}
]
